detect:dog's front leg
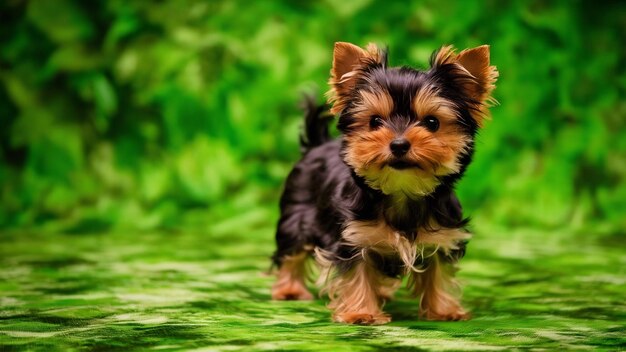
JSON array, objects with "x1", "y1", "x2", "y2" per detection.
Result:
[
  {"x1": 327, "y1": 259, "x2": 392, "y2": 325},
  {"x1": 409, "y1": 253, "x2": 469, "y2": 321}
]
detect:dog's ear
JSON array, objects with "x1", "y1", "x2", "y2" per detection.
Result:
[
  {"x1": 327, "y1": 42, "x2": 385, "y2": 115},
  {"x1": 432, "y1": 45, "x2": 498, "y2": 125},
  {"x1": 456, "y1": 45, "x2": 498, "y2": 104}
]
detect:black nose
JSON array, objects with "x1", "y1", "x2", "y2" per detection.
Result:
[{"x1": 390, "y1": 138, "x2": 411, "y2": 157}]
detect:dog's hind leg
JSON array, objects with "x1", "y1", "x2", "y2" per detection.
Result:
[{"x1": 271, "y1": 250, "x2": 314, "y2": 300}]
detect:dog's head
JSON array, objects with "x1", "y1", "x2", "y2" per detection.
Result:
[{"x1": 327, "y1": 42, "x2": 498, "y2": 198}]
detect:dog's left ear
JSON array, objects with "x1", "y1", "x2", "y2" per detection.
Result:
[
  {"x1": 433, "y1": 45, "x2": 498, "y2": 125},
  {"x1": 327, "y1": 42, "x2": 385, "y2": 115}
]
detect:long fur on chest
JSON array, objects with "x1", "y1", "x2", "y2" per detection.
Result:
[{"x1": 316, "y1": 218, "x2": 470, "y2": 279}]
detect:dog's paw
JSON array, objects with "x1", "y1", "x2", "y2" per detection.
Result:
[
  {"x1": 334, "y1": 312, "x2": 391, "y2": 325},
  {"x1": 420, "y1": 308, "x2": 470, "y2": 321},
  {"x1": 271, "y1": 282, "x2": 313, "y2": 301},
  {"x1": 377, "y1": 287, "x2": 397, "y2": 302}
]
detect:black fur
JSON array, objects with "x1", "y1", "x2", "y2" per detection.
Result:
[
  {"x1": 299, "y1": 94, "x2": 333, "y2": 153},
  {"x1": 272, "y1": 50, "x2": 477, "y2": 276}
]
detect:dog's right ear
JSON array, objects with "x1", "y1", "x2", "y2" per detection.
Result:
[{"x1": 327, "y1": 42, "x2": 385, "y2": 115}]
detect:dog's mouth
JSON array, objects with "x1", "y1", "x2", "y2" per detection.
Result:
[{"x1": 386, "y1": 159, "x2": 422, "y2": 170}]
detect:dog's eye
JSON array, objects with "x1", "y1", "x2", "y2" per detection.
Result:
[
  {"x1": 422, "y1": 115, "x2": 439, "y2": 132},
  {"x1": 369, "y1": 115, "x2": 384, "y2": 129}
]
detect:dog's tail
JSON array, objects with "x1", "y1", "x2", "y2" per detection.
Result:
[{"x1": 299, "y1": 94, "x2": 333, "y2": 153}]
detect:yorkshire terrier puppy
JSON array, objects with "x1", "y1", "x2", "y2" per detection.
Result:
[{"x1": 271, "y1": 42, "x2": 498, "y2": 325}]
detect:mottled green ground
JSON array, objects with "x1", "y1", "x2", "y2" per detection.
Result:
[{"x1": 1, "y1": 222, "x2": 625, "y2": 351}]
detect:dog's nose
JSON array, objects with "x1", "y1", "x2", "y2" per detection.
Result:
[{"x1": 390, "y1": 138, "x2": 411, "y2": 157}]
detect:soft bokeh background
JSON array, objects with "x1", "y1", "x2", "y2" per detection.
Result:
[
  {"x1": 2, "y1": 0, "x2": 624, "y2": 234},
  {"x1": 1, "y1": 1, "x2": 625, "y2": 350}
]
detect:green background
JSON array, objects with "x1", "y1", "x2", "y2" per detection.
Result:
[{"x1": 1, "y1": 0, "x2": 624, "y2": 350}]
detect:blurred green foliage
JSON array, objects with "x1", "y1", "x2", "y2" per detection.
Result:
[{"x1": 1, "y1": 0, "x2": 624, "y2": 234}]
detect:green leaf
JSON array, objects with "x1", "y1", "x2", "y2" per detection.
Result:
[{"x1": 27, "y1": 0, "x2": 95, "y2": 44}]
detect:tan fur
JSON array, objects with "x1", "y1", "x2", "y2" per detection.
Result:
[
  {"x1": 318, "y1": 258, "x2": 398, "y2": 325},
  {"x1": 342, "y1": 122, "x2": 462, "y2": 198},
  {"x1": 327, "y1": 42, "x2": 385, "y2": 115},
  {"x1": 343, "y1": 128, "x2": 394, "y2": 169},
  {"x1": 403, "y1": 126, "x2": 470, "y2": 177},
  {"x1": 316, "y1": 219, "x2": 470, "y2": 324},
  {"x1": 341, "y1": 220, "x2": 471, "y2": 270},
  {"x1": 433, "y1": 45, "x2": 458, "y2": 67},
  {"x1": 272, "y1": 251, "x2": 313, "y2": 300},
  {"x1": 341, "y1": 91, "x2": 395, "y2": 158},
  {"x1": 342, "y1": 87, "x2": 395, "y2": 169},
  {"x1": 457, "y1": 46, "x2": 498, "y2": 103},
  {"x1": 353, "y1": 90, "x2": 394, "y2": 123},
  {"x1": 412, "y1": 86, "x2": 459, "y2": 124},
  {"x1": 340, "y1": 85, "x2": 472, "y2": 197},
  {"x1": 408, "y1": 254, "x2": 470, "y2": 321}
]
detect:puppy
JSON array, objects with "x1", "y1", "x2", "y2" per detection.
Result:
[{"x1": 271, "y1": 42, "x2": 497, "y2": 325}]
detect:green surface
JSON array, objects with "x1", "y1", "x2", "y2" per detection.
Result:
[{"x1": 1, "y1": 224, "x2": 625, "y2": 351}]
